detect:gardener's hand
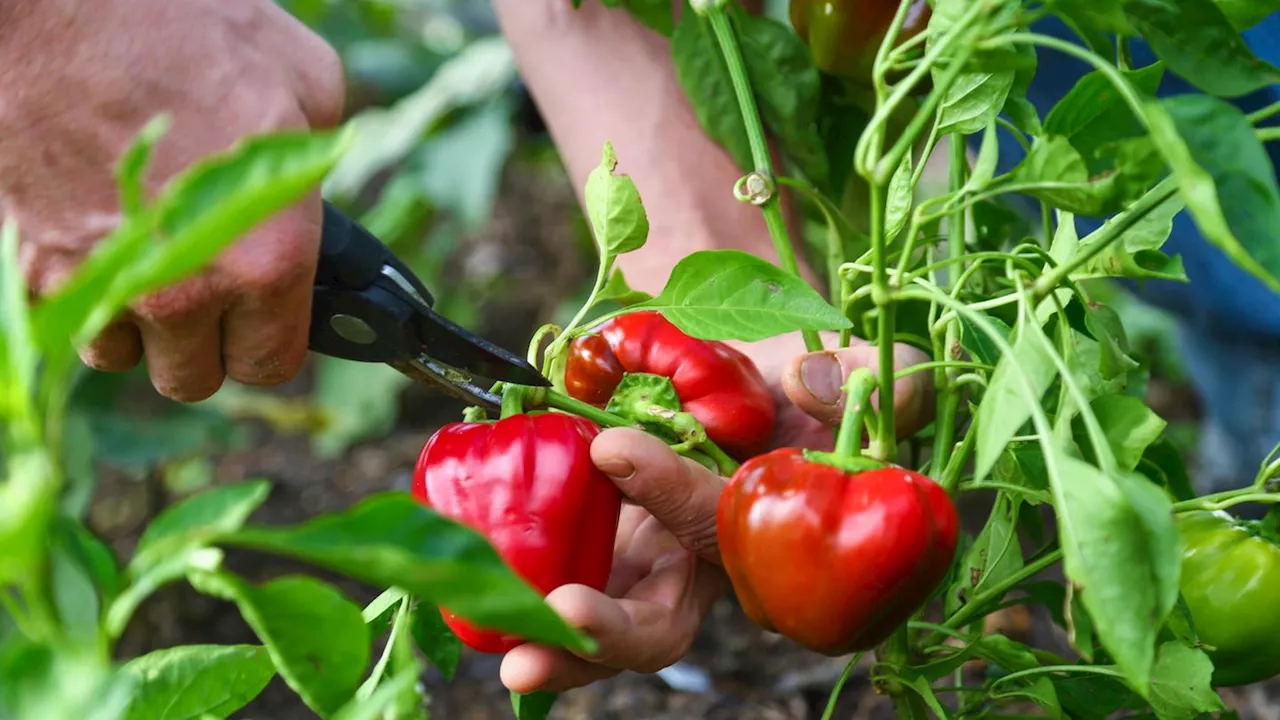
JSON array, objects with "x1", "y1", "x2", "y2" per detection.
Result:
[
  {"x1": 499, "y1": 335, "x2": 934, "y2": 694},
  {"x1": 2, "y1": 0, "x2": 345, "y2": 402}
]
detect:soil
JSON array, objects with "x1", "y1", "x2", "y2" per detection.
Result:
[{"x1": 85, "y1": 150, "x2": 1279, "y2": 720}]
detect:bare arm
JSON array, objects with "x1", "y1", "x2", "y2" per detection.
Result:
[{"x1": 490, "y1": 0, "x2": 818, "y2": 294}]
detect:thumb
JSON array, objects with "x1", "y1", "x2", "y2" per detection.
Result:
[
  {"x1": 780, "y1": 342, "x2": 934, "y2": 437},
  {"x1": 590, "y1": 427, "x2": 725, "y2": 566}
]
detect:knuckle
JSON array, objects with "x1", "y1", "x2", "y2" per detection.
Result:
[
  {"x1": 306, "y1": 44, "x2": 347, "y2": 127},
  {"x1": 132, "y1": 285, "x2": 212, "y2": 326},
  {"x1": 226, "y1": 340, "x2": 306, "y2": 386}
]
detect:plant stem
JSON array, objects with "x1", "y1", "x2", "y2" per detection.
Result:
[
  {"x1": 703, "y1": 5, "x2": 821, "y2": 353},
  {"x1": 868, "y1": 181, "x2": 897, "y2": 462},
  {"x1": 500, "y1": 384, "x2": 526, "y2": 419},
  {"x1": 834, "y1": 369, "x2": 879, "y2": 458},
  {"x1": 931, "y1": 135, "x2": 969, "y2": 482},
  {"x1": 820, "y1": 653, "x2": 865, "y2": 720},
  {"x1": 537, "y1": 389, "x2": 739, "y2": 475},
  {"x1": 1033, "y1": 177, "x2": 1178, "y2": 296},
  {"x1": 925, "y1": 549, "x2": 1064, "y2": 645}
]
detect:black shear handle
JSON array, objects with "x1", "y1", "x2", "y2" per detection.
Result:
[{"x1": 316, "y1": 201, "x2": 433, "y2": 307}]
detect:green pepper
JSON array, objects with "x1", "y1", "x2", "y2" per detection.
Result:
[
  {"x1": 788, "y1": 0, "x2": 931, "y2": 84},
  {"x1": 1177, "y1": 510, "x2": 1280, "y2": 687}
]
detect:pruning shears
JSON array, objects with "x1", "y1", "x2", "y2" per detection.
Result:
[{"x1": 308, "y1": 201, "x2": 549, "y2": 413}]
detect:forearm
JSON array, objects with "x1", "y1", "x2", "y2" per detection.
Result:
[{"x1": 491, "y1": 0, "x2": 816, "y2": 293}]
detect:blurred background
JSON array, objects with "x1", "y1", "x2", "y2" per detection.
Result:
[{"x1": 76, "y1": 1, "x2": 1209, "y2": 717}]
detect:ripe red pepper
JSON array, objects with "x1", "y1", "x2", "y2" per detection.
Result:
[
  {"x1": 412, "y1": 413, "x2": 623, "y2": 653},
  {"x1": 717, "y1": 449, "x2": 959, "y2": 655},
  {"x1": 564, "y1": 311, "x2": 776, "y2": 460},
  {"x1": 789, "y1": 0, "x2": 932, "y2": 85}
]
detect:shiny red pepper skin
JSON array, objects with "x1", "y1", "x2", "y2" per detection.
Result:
[
  {"x1": 565, "y1": 334, "x2": 626, "y2": 406},
  {"x1": 412, "y1": 413, "x2": 623, "y2": 653},
  {"x1": 564, "y1": 311, "x2": 776, "y2": 460},
  {"x1": 789, "y1": 0, "x2": 932, "y2": 84},
  {"x1": 717, "y1": 449, "x2": 959, "y2": 655}
]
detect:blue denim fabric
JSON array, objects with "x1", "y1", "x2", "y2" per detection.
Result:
[{"x1": 971, "y1": 15, "x2": 1280, "y2": 489}]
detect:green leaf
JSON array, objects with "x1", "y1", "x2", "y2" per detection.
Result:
[
  {"x1": 1004, "y1": 42, "x2": 1043, "y2": 136},
  {"x1": 1210, "y1": 0, "x2": 1280, "y2": 30},
  {"x1": 1146, "y1": 95, "x2": 1280, "y2": 293},
  {"x1": 1011, "y1": 134, "x2": 1161, "y2": 217},
  {"x1": 959, "y1": 315, "x2": 1011, "y2": 366},
  {"x1": 584, "y1": 142, "x2": 650, "y2": 258},
  {"x1": 1148, "y1": 642, "x2": 1226, "y2": 720},
  {"x1": 190, "y1": 572, "x2": 370, "y2": 718},
  {"x1": 946, "y1": 494, "x2": 1023, "y2": 616},
  {"x1": 1075, "y1": 395, "x2": 1167, "y2": 473},
  {"x1": 1123, "y1": 0, "x2": 1280, "y2": 98},
  {"x1": 732, "y1": 6, "x2": 829, "y2": 190},
  {"x1": 620, "y1": 0, "x2": 675, "y2": 36},
  {"x1": 1049, "y1": 453, "x2": 1181, "y2": 694},
  {"x1": 1045, "y1": 63, "x2": 1165, "y2": 161},
  {"x1": 985, "y1": 442, "x2": 1052, "y2": 505},
  {"x1": 115, "y1": 115, "x2": 172, "y2": 216},
  {"x1": 52, "y1": 515, "x2": 121, "y2": 603},
  {"x1": 1056, "y1": 674, "x2": 1139, "y2": 720},
  {"x1": 973, "y1": 313, "x2": 1058, "y2": 482},
  {"x1": 324, "y1": 37, "x2": 516, "y2": 200},
  {"x1": 596, "y1": 267, "x2": 654, "y2": 307},
  {"x1": 961, "y1": 122, "x2": 1001, "y2": 196},
  {"x1": 1137, "y1": 439, "x2": 1196, "y2": 502},
  {"x1": 310, "y1": 359, "x2": 411, "y2": 459},
  {"x1": 1000, "y1": 677, "x2": 1063, "y2": 719},
  {"x1": 1049, "y1": 0, "x2": 1137, "y2": 35},
  {"x1": 107, "y1": 548, "x2": 224, "y2": 639},
  {"x1": 331, "y1": 663, "x2": 422, "y2": 720},
  {"x1": 915, "y1": 633, "x2": 1040, "y2": 682},
  {"x1": 671, "y1": 6, "x2": 752, "y2": 172},
  {"x1": 1072, "y1": 192, "x2": 1188, "y2": 283},
  {"x1": 133, "y1": 480, "x2": 271, "y2": 574},
  {"x1": 411, "y1": 602, "x2": 461, "y2": 682},
  {"x1": 50, "y1": 538, "x2": 100, "y2": 648},
  {"x1": 119, "y1": 645, "x2": 275, "y2": 720},
  {"x1": 936, "y1": 70, "x2": 1015, "y2": 135},
  {"x1": 884, "y1": 153, "x2": 914, "y2": 244},
  {"x1": 215, "y1": 493, "x2": 594, "y2": 654},
  {"x1": 633, "y1": 249, "x2": 851, "y2": 341},
  {"x1": 36, "y1": 127, "x2": 352, "y2": 365},
  {"x1": 512, "y1": 690, "x2": 559, "y2": 720}
]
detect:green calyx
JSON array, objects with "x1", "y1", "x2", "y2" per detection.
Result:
[{"x1": 802, "y1": 449, "x2": 889, "y2": 474}]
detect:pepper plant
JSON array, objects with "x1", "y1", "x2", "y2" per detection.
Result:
[{"x1": 8, "y1": 0, "x2": 1280, "y2": 719}]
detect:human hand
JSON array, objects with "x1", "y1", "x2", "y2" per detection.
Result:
[
  {"x1": 2, "y1": 0, "x2": 345, "y2": 401},
  {"x1": 499, "y1": 334, "x2": 934, "y2": 694}
]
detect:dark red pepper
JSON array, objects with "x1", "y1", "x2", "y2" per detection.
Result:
[
  {"x1": 717, "y1": 448, "x2": 959, "y2": 655},
  {"x1": 563, "y1": 311, "x2": 776, "y2": 460},
  {"x1": 565, "y1": 334, "x2": 625, "y2": 406},
  {"x1": 412, "y1": 413, "x2": 623, "y2": 653}
]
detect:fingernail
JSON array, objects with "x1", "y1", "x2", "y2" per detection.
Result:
[
  {"x1": 801, "y1": 353, "x2": 843, "y2": 405},
  {"x1": 596, "y1": 459, "x2": 635, "y2": 481}
]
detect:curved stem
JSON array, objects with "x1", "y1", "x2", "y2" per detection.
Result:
[
  {"x1": 835, "y1": 369, "x2": 879, "y2": 458},
  {"x1": 996, "y1": 33, "x2": 1150, "y2": 129},
  {"x1": 703, "y1": 5, "x2": 821, "y2": 352},
  {"x1": 821, "y1": 652, "x2": 865, "y2": 720}
]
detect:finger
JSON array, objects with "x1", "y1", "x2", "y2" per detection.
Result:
[
  {"x1": 132, "y1": 287, "x2": 226, "y2": 402},
  {"x1": 591, "y1": 428, "x2": 726, "y2": 565},
  {"x1": 501, "y1": 553, "x2": 728, "y2": 692},
  {"x1": 781, "y1": 342, "x2": 935, "y2": 438},
  {"x1": 78, "y1": 320, "x2": 143, "y2": 373},
  {"x1": 264, "y1": 2, "x2": 346, "y2": 128},
  {"x1": 220, "y1": 197, "x2": 322, "y2": 387}
]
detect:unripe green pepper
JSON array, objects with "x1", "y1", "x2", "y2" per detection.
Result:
[{"x1": 1178, "y1": 510, "x2": 1280, "y2": 687}]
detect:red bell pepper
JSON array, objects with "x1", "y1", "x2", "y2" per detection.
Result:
[
  {"x1": 564, "y1": 311, "x2": 776, "y2": 460},
  {"x1": 717, "y1": 448, "x2": 959, "y2": 655},
  {"x1": 412, "y1": 413, "x2": 623, "y2": 653}
]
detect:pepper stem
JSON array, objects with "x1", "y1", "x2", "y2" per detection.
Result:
[
  {"x1": 833, "y1": 368, "x2": 880, "y2": 459},
  {"x1": 500, "y1": 384, "x2": 527, "y2": 419}
]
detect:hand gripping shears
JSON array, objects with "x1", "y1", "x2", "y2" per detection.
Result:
[{"x1": 308, "y1": 201, "x2": 549, "y2": 413}]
